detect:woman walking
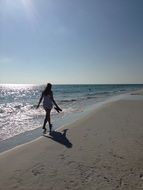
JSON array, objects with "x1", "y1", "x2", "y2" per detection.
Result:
[{"x1": 37, "y1": 83, "x2": 62, "y2": 134}]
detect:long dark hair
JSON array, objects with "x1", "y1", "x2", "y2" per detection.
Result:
[{"x1": 43, "y1": 83, "x2": 52, "y2": 95}]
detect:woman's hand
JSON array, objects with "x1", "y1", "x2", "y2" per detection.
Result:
[{"x1": 54, "y1": 106, "x2": 62, "y2": 113}]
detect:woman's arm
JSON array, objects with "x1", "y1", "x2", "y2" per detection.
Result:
[{"x1": 37, "y1": 93, "x2": 44, "y2": 109}]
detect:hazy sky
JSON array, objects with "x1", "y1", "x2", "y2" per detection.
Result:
[{"x1": 0, "y1": 0, "x2": 143, "y2": 84}]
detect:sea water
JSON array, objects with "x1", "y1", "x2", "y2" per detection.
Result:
[{"x1": 0, "y1": 84, "x2": 143, "y2": 144}]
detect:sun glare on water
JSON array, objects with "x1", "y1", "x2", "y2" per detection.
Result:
[{"x1": 1, "y1": 84, "x2": 36, "y2": 90}]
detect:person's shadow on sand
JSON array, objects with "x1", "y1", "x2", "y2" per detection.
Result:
[{"x1": 44, "y1": 129, "x2": 72, "y2": 148}]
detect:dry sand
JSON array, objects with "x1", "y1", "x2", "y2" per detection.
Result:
[{"x1": 0, "y1": 93, "x2": 143, "y2": 190}]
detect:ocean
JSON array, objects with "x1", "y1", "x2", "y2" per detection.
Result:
[{"x1": 0, "y1": 84, "x2": 143, "y2": 151}]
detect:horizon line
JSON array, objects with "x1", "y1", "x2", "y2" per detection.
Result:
[{"x1": 0, "y1": 83, "x2": 143, "y2": 85}]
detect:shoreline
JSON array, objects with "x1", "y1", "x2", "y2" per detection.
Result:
[
  {"x1": 0, "y1": 90, "x2": 136, "y2": 154},
  {"x1": 0, "y1": 88, "x2": 143, "y2": 154},
  {"x1": 0, "y1": 90, "x2": 143, "y2": 189}
]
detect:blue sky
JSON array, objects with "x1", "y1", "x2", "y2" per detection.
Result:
[{"x1": 0, "y1": 0, "x2": 143, "y2": 84}]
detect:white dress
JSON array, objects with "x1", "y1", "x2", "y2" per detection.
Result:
[{"x1": 43, "y1": 95, "x2": 53, "y2": 110}]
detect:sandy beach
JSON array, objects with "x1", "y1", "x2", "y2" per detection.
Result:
[{"x1": 0, "y1": 92, "x2": 143, "y2": 190}]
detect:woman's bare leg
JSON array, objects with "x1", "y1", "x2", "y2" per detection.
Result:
[{"x1": 42, "y1": 109, "x2": 52, "y2": 133}]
